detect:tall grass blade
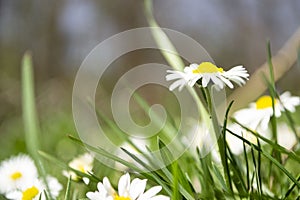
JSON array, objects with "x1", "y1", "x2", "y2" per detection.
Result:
[
  {"x1": 226, "y1": 129, "x2": 300, "y2": 188},
  {"x1": 144, "y1": 0, "x2": 185, "y2": 71},
  {"x1": 21, "y1": 52, "x2": 52, "y2": 199},
  {"x1": 64, "y1": 176, "x2": 72, "y2": 200}
]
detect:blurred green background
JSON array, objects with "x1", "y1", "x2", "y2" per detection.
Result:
[{"x1": 0, "y1": 0, "x2": 300, "y2": 175}]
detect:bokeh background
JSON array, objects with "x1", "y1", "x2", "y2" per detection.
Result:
[{"x1": 0, "y1": 0, "x2": 300, "y2": 179}]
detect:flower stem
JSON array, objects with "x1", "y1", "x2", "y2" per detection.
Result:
[{"x1": 202, "y1": 86, "x2": 234, "y2": 194}]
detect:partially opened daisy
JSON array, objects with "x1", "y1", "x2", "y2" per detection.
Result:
[
  {"x1": 0, "y1": 154, "x2": 38, "y2": 194},
  {"x1": 5, "y1": 176, "x2": 62, "y2": 200},
  {"x1": 233, "y1": 91, "x2": 300, "y2": 131},
  {"x1": 166, "y1": 62, "x2": 249, "y2": 91},
  {"x1": 86, "y1": 173, "x2": 170, "y2": 200},
  {"x1": 63, "y1": 153, "x2": 94, "y2": 184}
]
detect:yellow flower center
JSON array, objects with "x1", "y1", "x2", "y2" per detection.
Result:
[
  {"x1": 22, "y1": 186, "x2": 39, "y2": 200},
  {"x1": 192, "y1": 62, "x2": 224, "y2": 74},
  {"x1": 114, "y1": 195, "x2": 131, "y2": 200},
  {"x1": 78, "y1": 164, "x2": 85, "y2": 172},
  {"x1": 10, "y1": 171, "x2": 22, "y2": 180},
  {"x1": 255, "y1": 96, "x2": 277, "y2": 109}
]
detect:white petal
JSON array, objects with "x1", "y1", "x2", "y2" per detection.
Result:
[
  {"x1": 189, "y1": 63, "x2": 199, "y2": 70},
  {"x1": 223, "y1": 65, "x2": 249, "y2": 87},
  {"x1": 165, "y1": 71, "x2": 183, "y2": 81},
  {"x1": 86, "y1": 191, "x2": 101, "y2": 200},
  {"x1": 83, "y1": 177, "x2": 90, "y2": 185},
  {"x1": 279, "y1": 91, "x2": 300, "y2": 112},
  {"x1": 6, "y1": 191, "x2": 22, "y2": 199},
  {"x1": 201, "y1": 75, "x2": 210, "y2": 87},
  {"x1": 129, "y1": 178, "x2": 147, "y2": 199},
  {"x1": 259, "y1": 114, "x2": 271, "y2": 131},
  {"x1": 150, "y1": 195, "x2": 171, "y2": 200},
  {"x1": 188, "y1": 75, "x2": 201, "y2": 87},
  {"x1": 97, "y1": 182, "x2": 106, "y2": 193},
  {"x1": 138, "y1": 186, "x2": 162, "y2": 199},
  {"x1": 169, "y1": 79, "x2": 186, "y2": 91},
  {"x1": 277, "y1": 123, "x2": 297, "y2": 150},
  {"x1": 118, "y1": 173, "x2": 130, "y2": 196},
  {"x1": 210, "y1": 74, "x2": 224, "y2": 89},
  {"x1": 103, "y1": 177, "x2": 115, "y2": 196},
  {"x1": 219, "y1": 75, "x2": 234, "y2": 88}
]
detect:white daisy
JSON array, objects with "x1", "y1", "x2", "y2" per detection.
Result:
[
  {"x1": 0, "y1": 154, "x2": 38, "y2": 194},
  {"x1": 226, "y1": 123, "x2": 298, "y2": 155},
  {"x1": 273, "y1": 123, "x2": 297, "y2": 150},
  {"x1": 226, "y1": 123, "x2": 270, "y2": 155},
  {"x1": 63, "y1": 153, "x2": 94, "y2": 184},
  {"x1": 166, "y1": 62, "x2": 249, "y2": 91},
  {"x1": 86, "y1": 173, "x2": 170, "y2": 200},
  {"x1": 233, "y1": 91, "x2": 300, "y2": 131},
  {"x1": 5, "y1": 176, "x2": 62, "y2": 200}
]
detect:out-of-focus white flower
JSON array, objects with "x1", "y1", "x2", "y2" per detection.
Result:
[
  {"x1": 0, "y1": 154, "x2": 38, "y2": 194},
  {"x1": 226, "y1": 123, "x2": 268, "y2": 155},
  {"x1": 5, "y1": 176, "x2": 62, "y2": 200},
  {"x1": 233, "y1": 92, "x2": 300, "y2": 131},
  {"x1": 184, "y1": 122, "x2": 221, "y2": 163},
  {"x1": 63, "y1": 153, "x2": 94, "y2": 184},
  {"x1": 86, "y1": 173, "x2": 170, "y2": 200},
  {"x1": 166, "y1": 62, "x2": 249, "y2": 91},
  {"x1": 226, "y1": 123, "x2": 298, "y2": 155},
  {"x1": 275, "y1": 123, "x2": 297, "y2": 150}
]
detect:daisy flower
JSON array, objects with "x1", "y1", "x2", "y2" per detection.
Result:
[
  {"x1": 226, "y1": 123, "x2": 270, "y2": 155},
  {"x1": 0, "y1": 154, "x2": 38, "y2": 194},
  {"x1": 63, "y1": 153, "x2": 94, "y2": 184},
  {"x1": 5, "y1": 176, "x2": 62, "y2": 200},
  {"x1": 233, "y1": 91, "x2": 300, "y2": 131},
  {"x1": 86, "y1": 173, "x2": 170, "y2": 200},
  {"x1": 227, "y1": 122, "x2": 298, "y2": 155},
  {"x1": 166, "y1": 62, "x2": 249, "y2": 91}
]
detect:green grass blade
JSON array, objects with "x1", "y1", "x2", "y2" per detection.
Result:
[
  {"x1": 21, "y1": 52, "x2": 53, "y2": 199},
  {"x1": 226, "y1": 129, "x2": 300, "y2": 188},
  {"x1": 242, "y1": 141, "x2": 250, "y2": 191},
  {"x1": 283, "y1": 175, "x2": 300, "y2": 199},
  {"x1": 266, "y1": 40, "x2": 275, "y2": 88},
  {"x1": 222, "y1": 101, "x2": 234, "y2": 193},
  {"x1": 250, "y1": 145, "x2": 262, "y2": 199},
  {"x1": 171, "y1": 161, "x2": 180, "y2": 200},
  {"x1": 226, "y1": 148, "x2": 248, "y2": 195},
  {"x1": 158, "y1": 139, "x2": 174, "y2": 170},
  {"x1": 212, "y1": 164, "x2": 229, "y2": 193},
  {"x1": 257, "y1": 139, "x2": 262, "y2": 196},
  {"x1": 144, "y1": 0, "x2": 211, "y2": 146},
  {"x1": 64, "y1": 176, "x2": 72, "y2": 200},
  {"x1": 22, "y1": 52, "x2": 40, "y2": 168},
  {"x1": 232, "y1": 120, "x2": 300, "y2": 163},
  {"x1": 157, "y1": 139, "x2": 194, "y2": 199},
  {"x1": 266, "y1": 41, "x2": 281, "y2": 164},
  {"x1": 144, "y1": 0, "x2": 185, "y2": 71}
]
